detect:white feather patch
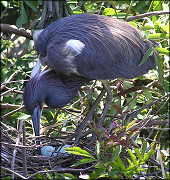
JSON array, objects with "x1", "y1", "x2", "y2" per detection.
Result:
[
  {"x1": 33, "y1": 29, "x2": 44, "y2": 42},
  {"x1": 30, "y1": 56, "x2": 41, "y2": 79},
  {"x1": 66, "y1": 39, "x2": 85, "y2": 56},
  {"x1": 38, "y1": 70, "x2": 50, "y2": 78}
]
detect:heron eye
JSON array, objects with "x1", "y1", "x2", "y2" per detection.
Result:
[{"x1": 39, "y1": 53, "x2": 46, "y2": 59}]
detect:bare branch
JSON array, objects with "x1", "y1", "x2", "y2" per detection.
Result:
[
  {"x1": 1, "y1": 70, "x2": 20, "y2": 90},
  {"x1": 1, "y1": 166, "x2": 27, "y2": 179},
  {"x1": 126, "y1": 11, "x2": 170, "y2": 21},
  {"x1": 0, "y1": 24, "x2": 33, "y2": 40}
]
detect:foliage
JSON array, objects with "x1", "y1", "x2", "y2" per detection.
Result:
[{"x1": 1, "y1": 0, "x2": 169, "y2": 179}]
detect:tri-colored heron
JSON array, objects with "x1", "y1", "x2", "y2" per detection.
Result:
[{"x1": 23, "y1": 13, "x2": 157, "y2": 154}]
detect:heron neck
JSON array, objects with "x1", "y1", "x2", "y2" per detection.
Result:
[{"x1": 39, "y1": 71, "x2": 89, "y2": 108}]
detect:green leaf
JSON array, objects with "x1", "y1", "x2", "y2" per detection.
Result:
[
  {"x1": 138, "y1": 47, "x2": 153, "y2": 66},
  {"x1": 64, "y1": 147, "x2": 95, "y2": 158},
  {"x1": 103, "y1": 8, "x2": 121, "y2": 16},
  {"x1": 154, "y1": 54, "x2": 164, "y2": 85},
  {"x1": 109, "y1": 169, "x2": 120, "y2": 177},
  {"x1": 65, "y1": 4, "x2": 74, "y2": 15},
  {"x1": 24, "y1": 0, "x2": 37, "y2": 11},
  {"x1": 116, "y1": 155, "x2": 126, "y2": 170},
  {"x1": 144, "y1": 90, "x2": 152, "y2": 100},
  {"x1": 141, "y1": 140, "x2": 147, "y2": 155},
  {"x1": 46, "y1": 172, "x2": 53, "y2": 179},
  {"x1": 16, "y1": 3, "x2": 28, "y2": 28},
  {"x1": 95, "y1": 141, "x2": 100, "y2": 160},
  {"x1": 73, "y1": 158, "x2": 97, "y2": 167},
  {"x1": 1, "y1": 1, "x2": 8, "y2": 7},
  {"x1": 110, "y1": 145, "x2": 121, "y2": 161},
  {"x1": 55, "y1": 172, "x2": 60, "y2": 179},
  {"x1": 126, "y1": 164, "x2": 136, "y2": 171},
  {"x1": 90, "y1": 168, "x2": 105, "y2": 179},
  {"x1": 126, "y1": 158, "x2": 133, "y2": 166},
  {"x1": 134, "y1": 148, "x2": 141, "y2": 159},
  {"x1": 153, "y1": 0, "x2": 163, "y2": 11},
  {"x1": 140, "y1": 25, "x2": 154, "y2": 31},
  {"x1": 36, "y1": 174, "x2": 46, "y2": 179},
  {"x1": 16, "y1": 16, "x2": 22, "y2": 29},
  {"x1": 126, "y1": 120, "x2": 136, "y2": 130},
  {"x1": 95, "y1": 162, "x2": 105, "y2": 169},
  {"x1": 109, "y1": 161, "x2": 120, "y2": 169},
  {"x1": 127, "y1": 149, "x2": 137, "y2": 166},
  {"x1": 148, "y1": 33, "x2": 169, "y2": 41},
  {"x1": 143, "y1": 149, "x2": 154, "y2": 161},
  {"x1": 60, "y1": 173, "x2": 77, "y2": 180},
  {"x1": 126, "y1": 97, "x2": 137, "y2": 110},
  {"x1": 155, "y1": 47, "x2": 169, "y2": 56}
]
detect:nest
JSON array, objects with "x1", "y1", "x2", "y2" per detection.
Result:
[
  {"x1": 1, "y1": 93, "x2": 169, "y2": 179},
  {"x1": 1, "y1": 120, "x2": 131, "y2": 179}
]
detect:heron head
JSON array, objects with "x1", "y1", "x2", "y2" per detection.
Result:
[
  {"x1": 23, "y1": 57, "x2": 43, "y2": 154},
  {"x1": 23, "y1": 76, "x2": 43, "y2": 154}
]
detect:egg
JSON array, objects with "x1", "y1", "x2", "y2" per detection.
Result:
[
  {"x1": 41, "y1": 146, "x2": 57, "y2": 157},
  {"x1": 41, "y1": 144, "x2": 71, "y2": 157},
  {"x1": 56, "y1": 144, "x2": 71, "y2": 156}
]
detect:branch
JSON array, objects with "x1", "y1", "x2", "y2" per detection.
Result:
[
  {"x1": 126, "y1": 11, "x2": 170, "y2": 21},
  {"x1": 0, "y1": 103, "x2": 81, "y2": 114},
  {"x1": 0, "y1": 24, "x2": 33, "y2": 40},
  {"x1": 28, "y1": 161, "x2": 98, "y2": 179},
  {"x1": 125, "y1": 92, "x2": 170, "y2": 121}
]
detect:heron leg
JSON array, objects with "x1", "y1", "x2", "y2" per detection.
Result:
[
  {"x1": 68, "y1": 88, "x2": 107, "y2": 144},
  {"x1": 98, "y1": 80, "x2": 113, "y2": 126}
]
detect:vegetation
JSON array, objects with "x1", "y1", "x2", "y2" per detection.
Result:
[{"x1": 1, "y1": 0, "x2": 169, "y2": 179}]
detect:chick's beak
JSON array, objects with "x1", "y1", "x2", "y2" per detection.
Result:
[{"x1": 31, "y1": 105, "x2": 42, "y2": 155}]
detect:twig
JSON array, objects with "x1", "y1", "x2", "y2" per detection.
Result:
[
  {"x1": 1, "y1": 142, "x2": 38, "y2": 149},
  {"x1": 1, "y1": 70, "x2": 20, "y2": 90},
  {"x1": 98, "y1": 2, "x2": 104, "y2": 15},
  {"x1": 1, "y1": 87, "x2": 17, "y2": 96},
  {"x1": 138, "y1": 108, "x2": 153, "y2": 131},
  {"x1": 28, "y1": 160, "x2": 98, "y2": 179},
  {"x1": 2, "y1": 105, "x2": 25, "y2": 118},
  {"x1": 1, "y1": 166, "x2": 27, "y2": 179},
  {"x1": 125, "y1": 93, "x2": 170, "y2": 121},
  {"x1": 0, "y1": 103, "x2": 81, "y2": 113},
  {"x1": 157, "y1": 147, "x2": 165, "y2": 179},
  {"x1": 1, "y1": 103, "x2": 25, "y2": 109},
  {"x1": 155, "y1": 96, "x2": 169, "y2": 115},
  {"x1": 22, "y1": 120, "x2": 27, "y2": 178},
  {"x1": 157, "y1": 123, "x2": 169, "y2": 144},
  {"x1": 11, "y1": 120, "x2": 23, "y2": 179},
  {"x1": 126, "y1": 11, "x2": 170, "y2": 21},
  {"x1": 146, "y1": 119, "x2": 169, "y2": 126},
  {"x1": 0, "y1": 24, "x2": 32, "y2": 40},
  {"x1": 1, "y1": 0, "x2": 11, "y2": 19},
  {"x1": 124, "y1": 0, "x2": 133, "y2": 20},
  {"x1": 3, "y1": 86, "x2": 23, "y2": 94},
  {"x1": 144, "y1": 127, "x2": 169, "y2": 130},
  {"x1": 69, "y1": 88, "x2": 107, "y2": 142}
]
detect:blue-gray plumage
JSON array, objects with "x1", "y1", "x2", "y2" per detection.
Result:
[
  {"x1": 34, "y1": 13, "x2": 156, "y2": 79},
  {"x1": 24, "y1": 13, "x2": 158, "y2": 154},
  {"x1": 24, "y1": 70, "x2": 89, "y2": 114},
  {"x1": 23, "y1": 59, "x2": 90, "y2": 154}
]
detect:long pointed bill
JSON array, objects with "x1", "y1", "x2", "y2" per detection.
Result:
[{"x1": 31, "y1": 105, "x2": 41, "y2": 155}]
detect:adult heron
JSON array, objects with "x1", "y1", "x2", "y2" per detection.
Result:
[
  {"x1": 24, "y1": 13, "x2": 157, "y2": 153},
  {"x1": 23, "y1": 58, "x2": 90, "y2": 154}
]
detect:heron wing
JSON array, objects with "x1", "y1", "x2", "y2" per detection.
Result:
[{"x1": 36, "y1": 14, "x2": 156, "y2": 79}]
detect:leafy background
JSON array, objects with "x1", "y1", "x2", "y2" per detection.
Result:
[{"x1": 1, "y1": 0, "x2": 169, "y2": 179}]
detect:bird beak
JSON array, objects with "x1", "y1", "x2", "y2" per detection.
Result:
[{"x1": 31, "y1": 105, "x2": 42, "y2": 155}]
